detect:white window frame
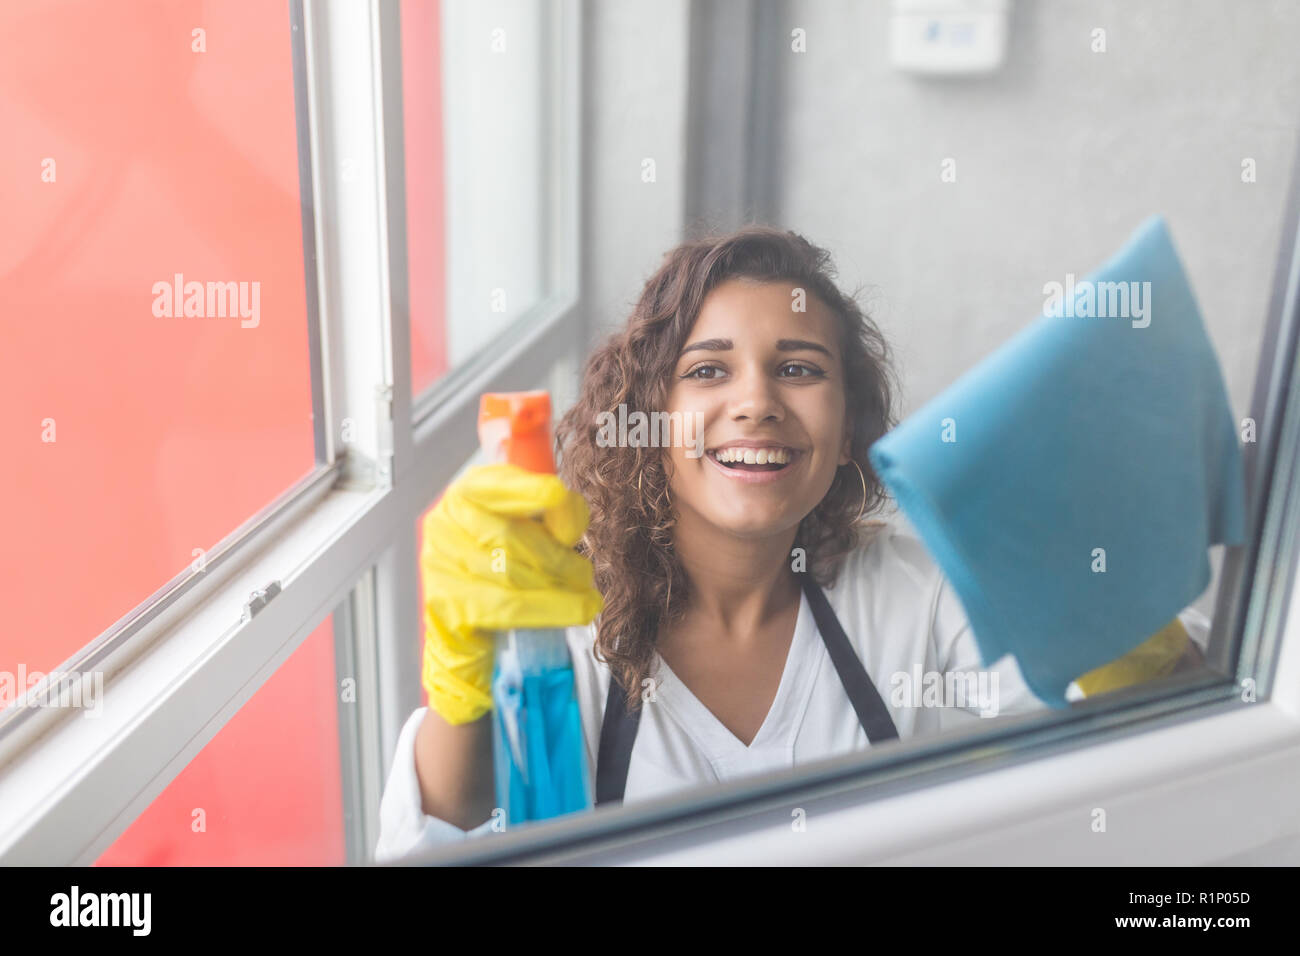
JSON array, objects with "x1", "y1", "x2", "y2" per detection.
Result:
[{"x1": 0, "y1": 0, "x2": 582, "y2": 865}]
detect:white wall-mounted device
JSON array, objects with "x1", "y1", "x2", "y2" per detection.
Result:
[{"x1": 890, "y1": 0, "x2": 1012, "y2": 75}]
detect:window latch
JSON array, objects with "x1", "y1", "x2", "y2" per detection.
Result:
[{"x1": 241, "y1": 580, "x2": 283, "y2": 623}]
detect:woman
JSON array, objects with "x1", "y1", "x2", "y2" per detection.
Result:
[{"x1": 374, "y1": 226, "x2": 1063, "y2": 861}]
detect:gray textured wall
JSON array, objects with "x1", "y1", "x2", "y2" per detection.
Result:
[
  {"x1": 772, "y1": 0, "x2": 1300, "y2": 422},
  {"x1": 579, "y1": 0, "x2": 692, "y2": 345}
]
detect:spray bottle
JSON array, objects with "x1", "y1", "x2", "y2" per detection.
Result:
[{"x1": 478, "y1": 391, "x2": 592, "y2": 824}]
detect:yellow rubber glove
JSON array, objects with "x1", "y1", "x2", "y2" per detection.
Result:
[
  {"x1": 1074, "y1": 617, "x2": 1192, "y2": 698},
  {"x1": 420, "y1": 463, "x2": 604, "y2": 725}
]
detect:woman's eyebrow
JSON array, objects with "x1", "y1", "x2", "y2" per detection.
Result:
[
  {"x1": 776, "y1": 338, "x2": 833, "y2": 358},
  {"x1": 680, "y1": 337, "x2": 732, "y2": 354},
  {"x1": 678, "y1": 337, "x2": 833, "y2": 357}
]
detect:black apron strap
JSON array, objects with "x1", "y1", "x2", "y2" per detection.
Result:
[
  {"x1": 594, "y1": 577, "x2": 897, "y2": 806},
  {"x1": 595, "y1": 674, "x2": 642, "y2": 806},
  {"x1": 800, "y1": 575, "x2": 899, "y2": 744}
]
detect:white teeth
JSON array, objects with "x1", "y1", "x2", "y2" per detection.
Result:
[{"x1": 712, "y1": 447, "x2": 791, "y2": 464}]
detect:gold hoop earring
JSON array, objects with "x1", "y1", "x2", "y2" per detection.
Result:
[{"x1": 849, "y1": 459, "x2": 868, "y2": 522}]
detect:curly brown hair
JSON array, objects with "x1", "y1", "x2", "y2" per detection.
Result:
[{"x1": 555, "y1": 225, "x2": 897, "y2": 712}]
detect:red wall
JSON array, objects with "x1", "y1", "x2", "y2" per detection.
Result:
[{"x1": 2, "y1": 0, "x2": 446, "y2": 867}]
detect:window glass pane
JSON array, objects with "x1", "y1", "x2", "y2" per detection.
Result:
[
  {"x1": 95, "y1": 614, "x2": 343, "y2": 866},
  {"x1": 403, "y1": 0, "x2": 448, "y2": 396},
  {"x1": 0, "y1": 0, "x2": 318, "y2": 686},
  {"x1": 388, "y1": 4, "x2": 1299, "y2": 867},
  {"x1": 404, "y1": 0, "x2": 553, "y2": 401}
]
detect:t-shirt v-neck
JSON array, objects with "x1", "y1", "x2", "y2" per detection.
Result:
[{"x1": 651, "y1": 588, "x2": 822, "y2": 781}]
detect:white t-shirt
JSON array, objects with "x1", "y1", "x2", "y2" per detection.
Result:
[{"x1": 375, "y1": 525, "x2": 1208, "y2": 863}]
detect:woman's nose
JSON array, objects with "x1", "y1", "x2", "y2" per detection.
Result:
[{"x1": 728, "y1": 370, "x2": 785, "y2": 423}]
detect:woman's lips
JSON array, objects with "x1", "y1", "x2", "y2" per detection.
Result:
[{"x1": 704, "y1": 449, "x2": 802, "y2": 484}]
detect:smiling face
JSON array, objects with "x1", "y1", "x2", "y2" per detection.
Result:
[{"x1": 661, "y1": 277, "x2": 853, "y2": 540}]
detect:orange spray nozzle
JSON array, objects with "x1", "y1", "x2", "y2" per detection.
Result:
[{"x1": 478, "y1": 391, "x2": 556, "y2": 474}]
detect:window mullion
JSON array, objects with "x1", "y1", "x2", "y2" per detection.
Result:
[{"x1": 304, "y1": 0, "x2": 395, "y2": 487}]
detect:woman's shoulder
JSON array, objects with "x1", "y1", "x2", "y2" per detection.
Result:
[
  {"x1": 817, "y1": 515, "x2": 956, "y2": 647},
  {"x1": 563, "y1": 620, "x2": 600, "y2": 659},
  {"x1": 831, "y1": 515, "x2": 945, "y2": 598},
  {"x1": 563, "y1": 621, "x2": 613, "y2": 699}
]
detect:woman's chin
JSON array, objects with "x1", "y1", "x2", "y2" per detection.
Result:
[{"x1": 706, "y1": 508, "x2": 804, "y2": 541}]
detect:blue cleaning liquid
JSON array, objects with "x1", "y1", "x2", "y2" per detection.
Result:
[{"x1": 491, "y1": 627, "x2": 592, "y2": 826}]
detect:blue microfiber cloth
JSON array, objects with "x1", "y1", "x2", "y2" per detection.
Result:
[{"x1": 868, "y1": 216, "x2": 1246, "y2": 707}]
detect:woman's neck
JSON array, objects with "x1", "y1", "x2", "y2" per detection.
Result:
[{"x1": 670, "y1": 515, "x2": 801, "y2": 646}]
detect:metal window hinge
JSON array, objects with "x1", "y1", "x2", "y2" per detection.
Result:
[{"x1": 241, "y1": 580, "x2": 283, "y2": 624}]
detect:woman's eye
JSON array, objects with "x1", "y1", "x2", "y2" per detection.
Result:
[
  {"x1": 684, "y1": 364, "x2": 722, "y2": 380},
  {"x1": 780, "y1": 363, "x2": 825, "y2": 378}
]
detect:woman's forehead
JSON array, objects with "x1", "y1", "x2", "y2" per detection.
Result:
[{"x1": 687, "y1": 278, "x2": 838, "y2": 348}]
